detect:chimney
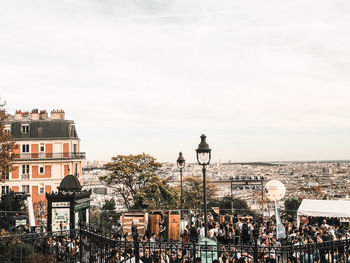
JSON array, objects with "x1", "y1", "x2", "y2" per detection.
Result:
[
  {"x1": 39, "y1": 110, "x2": 48, "y2": 120},
  {"x1": 51, "y1": 109, "x2": 65, "y2": 120},
  {"x1": 59, "y1": 109, "x2": 65, "y2": 120},
  {"x1": 15, "y1": 110, "x2": 23, "y2": 120},
  {"x1": 31, "y1": 109, "x2": 39, "y2": 120}
]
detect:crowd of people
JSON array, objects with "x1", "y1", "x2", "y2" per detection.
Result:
[
  {"x1": 99, "y1": 212, "x2": 350, "y2": 263},
  {"x1": 2, "y1": 213, "x2": 350, "y2": 262}
]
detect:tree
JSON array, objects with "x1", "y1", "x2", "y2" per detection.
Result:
[
  {"x1": 134, "y1": 175, "x2": 179, "y2": 209},
  {"x1": 0, "y1": 101, "x2": 17, "y2": 182},
  {"x1": 182, "y1": 175, "x2": 217, "y2": 210},
  {"x1": 284, "y1": 198, "x2": 302, "y2": 217},
  {"x1": 100, "y1": 199, "x2": 120, "y2": 230},
  {"x1": 0, "y1": 191, "x2": 25, "y2": 231},
  {"x1": 100, "y1": 153, "x2": 178, "y2": 210},
  {"x1": 208, "y1": 196, "x2": 256, "y2": 216}
]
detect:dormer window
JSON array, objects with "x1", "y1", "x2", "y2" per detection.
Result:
[
  {"x1": 21, "y1": 124, "x2": 29, "y2": 133},
  {"x1": 69, "y1": 124, "x2": 75, "y2": 137},
  {"x1": 4, "y1": 124, "x2": 11, "y2": 134}
]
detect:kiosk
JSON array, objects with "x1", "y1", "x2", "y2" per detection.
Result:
[{"x1": 46, "y1": 174, "x2": 91, "y2": 232}]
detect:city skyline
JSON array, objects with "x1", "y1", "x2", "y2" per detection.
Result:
[{"x1": 2, "y1": 0, "x2": 350, "y2": 162}]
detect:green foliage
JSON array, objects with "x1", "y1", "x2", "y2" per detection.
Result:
[
  {"x1": 0, "y1": 105, "x2": 16, "y2": 182},
  {"x1": 284, "y1": 198, "x2": 302, "y2": 217},
  {"x1": 89, "y1": 206, "x2": 100, "y2": 225},
  {"x1": 101, "y1": 153, "x2": 178, "y2": 210},
  {"x1": 0, "y1": 191, "x2": 25, "y2": 231},
  {"x1": 133, "y1": 175, "x2": 179, "y2": 209},
  {"x1": 182, "y1": 175, "x2": 217, "y2": 210},
  {"x1": 208, "y1": 196, "x2": 256, "y2": 216},
  {"x1": 100, "y1": 199, "x2": 120, "y2": 230},
  {"x1": 0, "y1": 241, "x2": 34, "y2": 262}
]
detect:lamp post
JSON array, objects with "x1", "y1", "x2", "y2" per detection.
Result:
[
  {"x1": 177, "y1": 152, "x2": 185, "y2": 219},
  {"x1": 229, "y1": 176, "x2": 233, "y2": 215},
  {"x1": 196, "y1": 134, "x2": 211, "y2": 238}
]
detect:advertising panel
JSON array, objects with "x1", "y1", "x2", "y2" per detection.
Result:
[{"x1": 52, "y1": 208, "x2": 70, "y2": 231}]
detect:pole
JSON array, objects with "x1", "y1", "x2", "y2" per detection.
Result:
[
  {"x1": 230, "y1": 180, "x2": 233, "y2": 215},
  {"x1": 180, "y1": 168, "x2": 183, "y2": 219},
  {"x1": 261, "y1": 180, "x2": 264, "y2": 216},
  {"x1": 202, "y1": 165, "x2": 207, "y2": 238}
]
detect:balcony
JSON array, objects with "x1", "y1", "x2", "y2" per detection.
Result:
[{"x1": 14, "y1": 152, "x2": 86, "y2": 161}]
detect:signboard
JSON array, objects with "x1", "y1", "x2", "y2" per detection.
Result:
[
  {"x1": 197, "y1": 238, "x2": 218, "y2": 263},
  {"x1": 264, "y1": 180, "x2": 286, "y2": 201},
  {"x1": 168, "y1": 211, "x2": 180, "y2": 241},
  {"x1": 15, "y1": 219, "x2": 27, "y2": 227},
  {"x1": 74, "y1": 201, "x2": 90, "y2": 210},
  {"x1": 340, "y1": 217, "x2": 350, "y2": 223},
  {"x1": 52, "y1": 208, "x2": 70, "y2": 231},
  {"x1": 52, "y1": 202, "x2": 70, "y2": 208},
  {"x1": 300, "y1": 215, "x2": 309, "y2": 224}
]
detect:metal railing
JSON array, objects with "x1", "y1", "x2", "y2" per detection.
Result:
[
  {"x1": 1, "y1": 225, "x2": 350, "y2": 263},
  {"x1": 14, "y1": 152, "x2": 86, "y2": 160}
]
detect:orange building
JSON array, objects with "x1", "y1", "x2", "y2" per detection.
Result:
[{"x1": 1, "y1": 109, "x2": 85, "y2": 207}]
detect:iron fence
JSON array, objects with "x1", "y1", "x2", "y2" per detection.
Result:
[{"x1": 1, "y1": 227, "x2": 350, "y2": 263}]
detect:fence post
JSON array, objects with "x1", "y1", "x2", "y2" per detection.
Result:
[
  {"x1": 134, "y1": 234, "x2": 140, "y2": 263},
  {"x1": 253, "y1": 235, "x2": 258, "y2": 263}
]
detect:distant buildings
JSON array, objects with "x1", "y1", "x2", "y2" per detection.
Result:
[{"x1": 1, "y1": 109, "x2": 85, "y2": 205}]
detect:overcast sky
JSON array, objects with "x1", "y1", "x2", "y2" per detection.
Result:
[{"x1": 1, "y1": 0, "x2": 350, "y2": 163}]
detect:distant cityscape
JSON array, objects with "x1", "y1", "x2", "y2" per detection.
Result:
[{"x1": 82, "y1": 160, "x2": 350, "y2": 212}]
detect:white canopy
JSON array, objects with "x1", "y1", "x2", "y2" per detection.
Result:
[{"x1": 297, "y1": 199, "x2": 350, "y2": 218}]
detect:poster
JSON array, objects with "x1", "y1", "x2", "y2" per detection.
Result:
[{"x1": 52, "y1": 208, "x2": 70, "y2": 231}]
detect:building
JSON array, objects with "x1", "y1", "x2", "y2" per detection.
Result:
[{"x1": 1, "y1": 109, "x2": 85, "y2": 207}]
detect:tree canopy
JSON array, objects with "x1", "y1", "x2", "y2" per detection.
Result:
[
  {"x1": 182, "y1": 175, "x2": 217, "y2": 210},
  {"x1": 0, "y1": 102, "x2": 16, "y2": 182},
  {"x1": 100, "y1": 153, "x2": 178, "y2": 210},
  {"x1": 284, "y1": 198, "x2": 302, "y2": 217},
  {"x1": 208, "y1": 196, "x2": 256, "y2": 216}
]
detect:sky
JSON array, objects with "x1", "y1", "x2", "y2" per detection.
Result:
[{"x1": 1, "y1": 0, "x2": 350, "y2": 163}]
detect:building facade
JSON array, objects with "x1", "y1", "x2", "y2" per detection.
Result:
[{"x1": 1, "y1": 109, "x2": 85, "y2": 206}]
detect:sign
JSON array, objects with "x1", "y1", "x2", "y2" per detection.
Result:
[
  {"x1": 52, "y1": 208, "x2": 70, "y2": 231},
  {"x1": 74, "y1": 201, "x2": 90, "y2": 210},
  {"x1": 340, "y1": 217, "x2": 350, "y2": 223},
  {"x1": 274, "y1": 201, "x2": 286, "y2": 240},
  {"x1": 52, "y1": 202, "x2": 70, "y2": 208},
  {"x1": 197, "y1": 238, "x2": 218, "y2": 263},
  {"x1": 15, "y1": 219, "x2": 27, "y2": 227},
  {"x1": 264, "y1": 180, "x2": 286, "y2": 201},
  {"x1": 300, "y1": 215, "x2": 309, "y2": 224}
]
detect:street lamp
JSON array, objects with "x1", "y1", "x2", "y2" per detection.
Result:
[
  {"x1": 229, "y1": 176, "x2": 233, "y2": 214},
  {"x1": 177, "y1": 152, "x2": 185, "y2": 219},
  {"x1": 196, "y1": 134, "x2": 211, "y2": 238}
]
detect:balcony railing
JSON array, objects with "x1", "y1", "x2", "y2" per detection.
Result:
[{"x1": 14, "y1": 152, "x2": 86, "y2": 160}]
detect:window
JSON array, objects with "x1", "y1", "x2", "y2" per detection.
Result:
[
  {"x1": 21, "y1": 124, "x2": 29, "y2": 133},
  {"x1": 74, "y1": 163, "x2": 78, "y2": 176},
  {"x1": 38, "y1": 184, "x2": 44, "y2": 195},
  {"x1": 69, "y1": 124, "x2": 75, "y2": 137},
  {"x1": 22, "y1": 164, "x2": 30, "y2": 174},
  {"x1": 4, "y1": 173, "x2": 9, "y2": 180},
  {"x1": 1, "y1": 186, "x2": 9, "y2": 195},
  {"x1": 39, "y1": 165, "x2": 44, "y2": 174},
  {"x1": 40, "y1": 143, "x2": 45, "y2": 152},
  {"x1": 22, "y1": 185, "x2": 30, "y2": 194},
  {"x1": 21, "y1": 144, "x2": 29, "y2": 153},
  {"x1": 4, "y1": 124, "x2": 11, "y2": 134}
]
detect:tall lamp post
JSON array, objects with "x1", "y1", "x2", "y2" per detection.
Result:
[
  {"x1": 196, "y1": 134, "x2": 211, "y2": 238},
  {"x1": 229, "y1": 176, "x2": 233, "y2": 214},
  {"x1": 177, "y1": 152, "x2": 185, "y2": 219}
]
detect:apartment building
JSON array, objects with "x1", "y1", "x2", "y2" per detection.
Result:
[{"x1": 1, "y1": 109, "x2": 85, "y2": 205}]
